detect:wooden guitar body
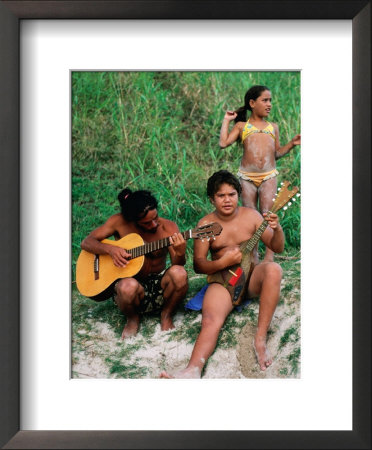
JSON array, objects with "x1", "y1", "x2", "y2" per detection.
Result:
[
  {"x1": 76, "y1": 233, "x2": 145, "y2": 299},
  {"x1": 75, "y1": 222, "x2": 223, "y2": 300},
  {"x1": 207, "y1": 241, "x2": 254, "y2": 306}
]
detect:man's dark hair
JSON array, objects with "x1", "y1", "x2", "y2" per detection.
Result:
[
  {"x1": 117, "y1": 188, "x2": 158, "y2": 222},
  {"x1": 207, "y1": 170, "x2": 242, "y2": 198}
]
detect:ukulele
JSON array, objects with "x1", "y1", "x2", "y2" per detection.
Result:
[
  {"x1": 207, "y1": 181, "x2": 300, "y2": 306},
  {"x1": 76, "y1": 222, "x2": 222, "y2": 299}
]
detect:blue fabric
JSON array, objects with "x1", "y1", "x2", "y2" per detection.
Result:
[
  {"x1": 234, "y1": 298, "x2": 253, "y2": 312},
  {"x1": 185, "y1": 284, "x2": 252, "y2": 311},
  {"x1": 185, "y1": 285, "x2": 208, "y2": 311}
]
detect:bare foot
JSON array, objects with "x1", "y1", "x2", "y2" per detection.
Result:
[
  {"x1": 159, "y1": 366, "x2": 201, "y2": 379},
  {"x1": 253, "y1": 337, "x2": 272, "y2": 371},
  {"x1": 160, "y1": 313, "x2": 175, "y2": 331},
  {"x1": 159, "y1": 371, "x2": 174, "y2": 379},
  {"x1": 121, "y1": 318, "x2": 140, "y2": 339}
]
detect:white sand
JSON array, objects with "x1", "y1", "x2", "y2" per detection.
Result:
[{"x1": 72, "y1": 287, "x2": 300, "y2": 379}]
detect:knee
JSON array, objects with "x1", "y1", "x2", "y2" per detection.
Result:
[
  {"x1": 264, "y1": 262, "x2": 282, "y2": 282},
  {"x1": 167, "y1": 265, "x2": 188, "y2": 289},
  {"x1": 116, "y1": 278, "x2": 139, "y2": 301},
  {"x1": 201, "y1": 312, "x2": 223, "y2": 331}
]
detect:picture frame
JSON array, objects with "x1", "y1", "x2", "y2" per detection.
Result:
[{"x1": 0, "y1": 1, "x2": 370, "y2": 449}]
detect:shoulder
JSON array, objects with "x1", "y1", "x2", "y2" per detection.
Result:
[
  {"x1": 197, "y1": 212, "x2": 216, "y2": 227},
  {"x1": 105, "y1": 213, "x2": 126, "y2": 228},
  {"x1": 271, "y1": 122, "x2": 279, "y2": 132},
  {"x1": 159, "y1": 217, "x2": 180, "y2": 233},
  {"x1": 235, "y1": 121, "x2": 246, "y2": 130},
  {"x1": 239, "y1": 206, "x2": 262, "y2": 222},
  {"x1": 86, "y1": 213, "x2": 127, "y2": 240}
]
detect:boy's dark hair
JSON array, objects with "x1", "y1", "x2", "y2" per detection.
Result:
[
  {"x1": 207, "y1": 170, "x2": 242, "y2": 198},
  {"x1": 234, "y1": 85, "x2": 270, "y2": 123},
  {"x1": 118, "y1": 188, "x2": 158, "y2": 222}
]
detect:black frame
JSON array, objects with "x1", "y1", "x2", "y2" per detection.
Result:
[{"x1": 0, "y1": 1, "x2": 370, "y2": 449}]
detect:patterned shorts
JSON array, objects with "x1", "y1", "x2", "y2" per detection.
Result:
[{"x1": 114, "y1": 269, "x2": 166, "y2": 314}]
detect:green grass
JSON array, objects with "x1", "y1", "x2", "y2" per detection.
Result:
[
  {"x1": 288, "y1": 347, "x2": 301, "y2": 376},
  {"x1": 72, "y1": 71, "x2": 301, "y2": 277},
  {"x1": 279, "y1": 322, "x2": 300, "y2": 350}
]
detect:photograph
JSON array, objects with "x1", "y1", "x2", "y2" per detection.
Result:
[{"x1": 71, "y1": 71, "x2": 301, "y2": 379}]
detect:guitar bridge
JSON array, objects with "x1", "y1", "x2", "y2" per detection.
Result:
[{"x1": 94, "y1": 255, "x2": 99, "y2": 280}]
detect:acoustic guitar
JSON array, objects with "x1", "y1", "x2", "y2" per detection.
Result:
[
  {"x1": 76, "y1": 222, "x2": 222, "y2": 299},
  {"x1": 207, "y1": 181, "x2": 300, "y2": 306}
]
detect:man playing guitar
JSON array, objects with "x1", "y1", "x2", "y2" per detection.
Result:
[
  {"x1": 80, "y1": 188, "x2": 188, "y2": 339},
  {"x1": 160, "y1": 170, "x2": 284, "y2": 377}
]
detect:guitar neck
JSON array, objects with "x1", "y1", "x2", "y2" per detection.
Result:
[
  {"x1": 240, "y1": 182, "x2": 299, "y2": 254},
  {"x1": 241, "y1": 212, "x2": 272, "y2": 254},
  {"x1": 127, "y1": 230, "x2": 192, "y2": 259}
]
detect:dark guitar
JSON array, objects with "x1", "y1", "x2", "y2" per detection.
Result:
[
  {"x1": 76, "y1": 222, "x2": 222, "y2": 299},
  {"x1": 207, "y1": 181, "x2": 300, "y2": 306}
]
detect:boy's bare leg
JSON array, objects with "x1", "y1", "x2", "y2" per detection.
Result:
[
  {"x1": 115, "y1": 278, "x2": 144, "y2": 339},
  {"x1": 258, "y1": 177, "x2": 278, "y2": 263},
  {"x1": 247, "y1": 262, "x2": 282, "y2": 370},
  {"x1": 160, "y1": 283, "x2": 233, "y2": 378},
  {"x1": 160, "y1": 265, "x2": 188, "y2": 331}
]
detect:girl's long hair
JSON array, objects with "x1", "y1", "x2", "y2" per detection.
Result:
[{"x1": 234, "y1": 85, "x2": 270, "y2": 123}]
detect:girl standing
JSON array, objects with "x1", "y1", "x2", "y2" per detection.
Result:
[{"x1": 219, "y1": 85, "x2": 300, "y2": 262}]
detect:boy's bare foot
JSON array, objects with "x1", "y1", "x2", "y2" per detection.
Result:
[
  {"x1": 121, "y1": 317, "x2": 140, "y2": 339},
  {"x1": 159, "y1": 366, "x2": 201, "y2": 379},
  {"x1": 160, "y1": 313, "x2": 175, "y2": 331},
  {"x1": 159, "y1": 371, "x2": 174, "y2": 379},
  {"x1": 253, "y1": 337, "x2": 272, "y2": 371}
]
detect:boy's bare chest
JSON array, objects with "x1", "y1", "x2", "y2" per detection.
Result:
[{"x1": 210, "y1": 220, "x2": 256, "y2": 252}]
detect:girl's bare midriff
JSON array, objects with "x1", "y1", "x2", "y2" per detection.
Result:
[{"x1": 240, "y1": 132, "x2": 276, "y2": 172}]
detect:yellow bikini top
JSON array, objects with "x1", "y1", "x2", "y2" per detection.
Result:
[{"x1": 241, "y1": 120, "x2": 275, "y2": 142}]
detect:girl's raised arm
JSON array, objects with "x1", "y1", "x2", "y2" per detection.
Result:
[{"x1": 219, "y1": 111, "x2": 243, "y2": 148}]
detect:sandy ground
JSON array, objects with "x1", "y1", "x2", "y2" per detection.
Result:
[
  {"x1": 238, "y1": 301, "x2": 300, "y2": 379},
  {"x1": 72, "y1": 285, "x2": 300, "y2": 379},
  {"x1": 73, "y1": 312, "x2": 244, "y2": 379}
]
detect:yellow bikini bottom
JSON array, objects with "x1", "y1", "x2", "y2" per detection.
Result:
[{"x1": 237, "y1": 168, "x2": 279, "y2": 187}]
